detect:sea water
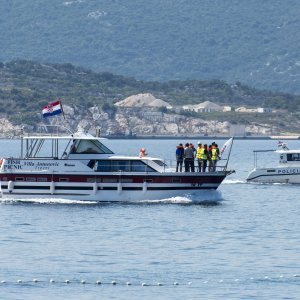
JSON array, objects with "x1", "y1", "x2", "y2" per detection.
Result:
[{"x1": 0, "y1": 138, "x2": 299, "y2": 299}]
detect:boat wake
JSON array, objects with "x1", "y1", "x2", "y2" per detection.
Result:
[
  {"x1": 223, "y1": 179, "x2": 246, "y2": 184},
  {"x1": 140, "y1": 190, "x2": 224, "y2": 205},
  {"x1": 0, "y1": 198, "x2": 98, "y2": 205},
  {"x1": 247, "y1": 181, "x2": 291, "y2": 186}
]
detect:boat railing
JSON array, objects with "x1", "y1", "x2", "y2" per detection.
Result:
[
  {"x1": 93, "y1": 162, "x2": 224, "y2": 173},
  {"x1": 252, "y1": 149, "x2": 276, "y2": 168},
  {"x1": 33, "y1": 124, "x2": 73, "y2": 136},
  {"x1": 162, "y1": 159, "x2": 230, "y2": 173},
  {"x1": 1, "y1": 157, "x2": 230, "y2": 174}
]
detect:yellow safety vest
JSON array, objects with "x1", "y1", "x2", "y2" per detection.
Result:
[
  {"x1": 211, "y1": 148, "x2": 218, "y2": 160},
  {"x1": 201, "y1": 148, "x2": 207, "y2": 160},
  {"x1": 197, "y1": 148, "x2": 207, "y2": 160},
  {"x1": 196, "y1": 147, "x2": 202, "y2": 159}
]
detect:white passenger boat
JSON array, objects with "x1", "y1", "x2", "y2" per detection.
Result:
[
  {"x1": 0, "y1": 129, "x2": 234, "y2": 202},
  {"x1": 246, "y1": 142, "x2": 300, "y2": 184}
]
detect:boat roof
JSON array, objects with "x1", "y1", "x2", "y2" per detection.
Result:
[
  {"x1": 254, "y1": 148, "x2": 300, "y2": 154},
  {"x1": 109, "y1": 155, "x2": 162, "y2": 160},
  {"x1": 22, "y1": 132, "x2": 106, "y2": 141},
  {"x1": 275, "y1": 149, "x2": 300, "y2": 154}
]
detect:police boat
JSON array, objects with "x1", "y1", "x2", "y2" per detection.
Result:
[{"x1": 246, "y1": 142, "x2": 300, "y2": 184}]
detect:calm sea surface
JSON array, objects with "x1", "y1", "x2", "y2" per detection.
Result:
[{"x1": 0, "y1": 138, "x2": 299, "y2": 300}]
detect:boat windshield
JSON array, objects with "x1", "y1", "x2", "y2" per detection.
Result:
[
  {"x1": 70, "y1": 139, "x2": 114, "y2": 154},
  {"x1": 95, "y1": 160, "x2": 156, "y2": 172},
  {"x1": 152, "y1": 159, "x2": 166, "y2": 167}
]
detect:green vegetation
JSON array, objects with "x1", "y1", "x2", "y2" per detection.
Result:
[
  {"x1": 0, "y1": 60, "x2": 300, "y2": 128},
  {"x1": 1, "y1": 1, "x2": 300, "y2": 93}
]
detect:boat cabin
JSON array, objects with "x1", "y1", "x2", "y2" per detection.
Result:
[
  {"x1": 277, "y1": 149, "x2": 300, "y2": 164},
  {"x1": 18, "y1": 131, "x2": 166, "y2": 173},
  {"x1": 68, "y1": 138, "x2": 113, "y2": 156},
  {"x1": 22, "y1": 132, "x2": 114, "y2": 159}
]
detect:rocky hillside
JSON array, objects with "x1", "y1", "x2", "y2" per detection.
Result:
[
  {"x1": 38, "y1": 105, "x2": 281, "y2": 138},
  {"x1": 0, "y1": 60, "x2": 300, "y2": 137}
]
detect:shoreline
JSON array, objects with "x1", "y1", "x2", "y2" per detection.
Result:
[
  {"x1": 104, "y1": 135, "x2": 300, "y2": 140},
  {"x1": 1, "y1": 135, "x2": 299, "y2": 140}
]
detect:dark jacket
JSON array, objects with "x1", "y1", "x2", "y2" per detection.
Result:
[{"x1": 176, "y1": 146, "x2": 184, "y2": 160}]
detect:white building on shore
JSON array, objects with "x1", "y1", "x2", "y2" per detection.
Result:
[{"x1": 182, "y1": 101, "x2": 223, "y2": 113}]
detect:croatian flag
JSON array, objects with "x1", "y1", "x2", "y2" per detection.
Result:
[
  {"x1": 278, "y1": 141, "x2": 284, "y2": 147},
  {"x1": 278, "y1": 140, "x2": 288, "y2": 149},
  {"x1": 42, "y1": 100, "x2": 63, "y2": 118}
]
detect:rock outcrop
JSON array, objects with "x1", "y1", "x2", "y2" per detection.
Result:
[{"x1": 0, "y1": 105, "x2": 283, "y2": 137}]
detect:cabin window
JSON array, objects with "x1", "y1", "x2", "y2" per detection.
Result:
[
  {"x1": 120, "y1": 178, "x2": 133, "y2": 183},
  {"x1": 87, "y1": 178, "x2": 101, "y2": 183},
  {"x1": 15, "y1": 177, "x2": 24, "y2": 181},
  {"x1": 172, "y1": 178, "x2": 181, "y2": 183},
  {"x1": 144, "y1": 179, "x2": 153, "y2": 183},
  {"x1": 102, "y1": 178, "x2": 118, "y2": 183},
  {"x1": 86, "y1": 178, "x2": 96, "y2": 183},
  {"x1": 26, "y1": 177, "x2": 36, "y2": 182},
  {"x1": 287, "y1": 154, "x2": 300, "y2": 161},
  {"x1": 95, "y1": 160, "x2": 155, "y2": 172},
  {"x1": 70, "y1": 139, "x2": 113, "y2": 154},
  {"x1": 131, "y1": 161, "x2": 155, "y2": 172},
  {"x1": 87, "y1": 160, "x2": 96, "y2": 169},
  {"x1": 59, "y1": 178, "x2": 69, "y2": 182},
  {"x1": 96, "y1": 160, "x2": 112, "y2": 172},
  {"x1": 37, "y1": 178, "x2": 47, "y2": 182},
  {"x1": 152, "y1": 160, "x2": 166, "y2": 167},
  {"x1": 111, "y1": 160, "x2": 131, "y2": 172}
]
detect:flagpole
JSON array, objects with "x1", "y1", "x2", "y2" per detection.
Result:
[
  {"x1": 58, "y1": 99, "x2": 74, "y2": 135},
  {"x1": 59, "y1": 99, "x2": 66, "y2": 120}
]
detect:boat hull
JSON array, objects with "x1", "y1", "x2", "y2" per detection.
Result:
[
  {"x1": 247, "y1": 167, "x2": 300, "y2": 184},
  {"x1": 0, "y1": 188, "x2": 220, "y2": 202},
  {"x1": 0, "y1": 172, "x2": 229, "y2": 202}
]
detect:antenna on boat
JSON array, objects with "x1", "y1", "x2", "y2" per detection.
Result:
[
  {"x1": 20, "y1": 126, "x2": 24, "y2": 159},
  {"x1": 95, "y1": 127, "x2": 101, "y2": 137}
]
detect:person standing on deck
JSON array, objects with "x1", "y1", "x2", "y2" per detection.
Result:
[
  {"x1": 200, "y1": 144, "x2": 208, "y2": 172},
  {"x1": 211, "y1": 143, "x2": 220, "y2": 171},
  {"x1": 175, "y1": 143, "x2": 184, "y2": 172},
  {"x1": 139, "y1": 148, "x2": 147, "y2": 158},
  {"x1": 208, "y1": 144, "x2": 213, "y2": 172},
  {"x1": 189, "y1": 143, "x2": 195, "y2": 172},
  {"x1": 196, "y1": 142, "x2": 202, "y2": 172},
  {"x1": 184, "y1": 143, "x2": 194, "y2": 172},
  {"x1": 189, "y1": 143, "x2": 197, "y2": 155}
]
